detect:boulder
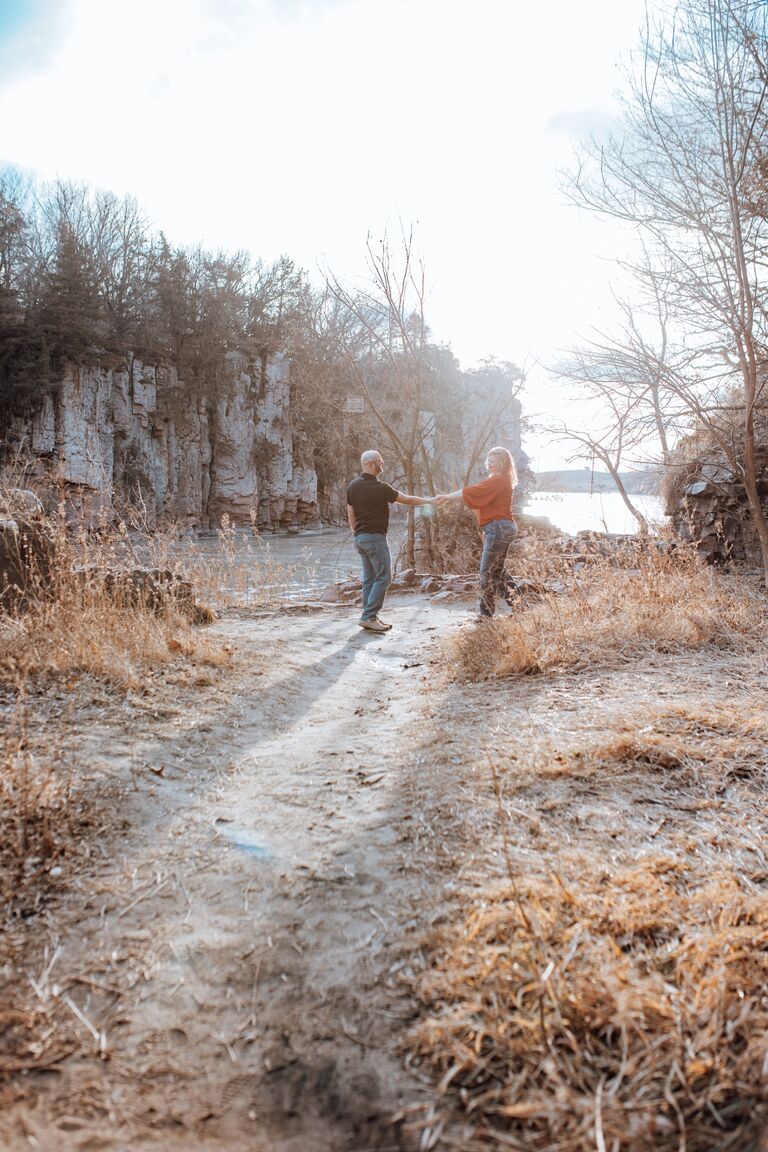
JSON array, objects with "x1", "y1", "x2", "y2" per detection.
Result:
[
  {"x1": 73, "y1": 565, "x2": 209, "y2": 620},
  {"x1": 700, "y1": 465, "x2": 734, "y2": 483},
  {"x1": 1, "y1": 489, "x2": 45, "y2": 520},
  {"x1": 516, "y1": 512, "x2": 561, "y2": 536},
  {"x1": 318, "y1": 585, "x2": 341, "y2": 603},
  {"x1": 0, "y1": 515, "x2": 57, "y2": 610}
]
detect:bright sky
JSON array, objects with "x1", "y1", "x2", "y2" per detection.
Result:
[{"x1": 0, "y1": 0, "x2": 652, "y2": 467}]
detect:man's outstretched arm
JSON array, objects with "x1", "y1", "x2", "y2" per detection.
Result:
[{"x1": 395, "y1": 493, "x2": 435, "y2": 506}]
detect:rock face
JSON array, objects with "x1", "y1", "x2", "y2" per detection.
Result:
[
  {"x1": 667, "y1": 468, "x2": 768, "y2": 565},
  {"x1": 8, "y1": 353, "x2": 320, "y2": 530}
]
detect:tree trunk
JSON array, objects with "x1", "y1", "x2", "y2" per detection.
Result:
[
  {"x1": 650, "y1": 381, "x2": 672, "y2": 466},
  {"x1": 598, "y1": 452, "x2": 650, "y2": 534},
  {"x1": 404, "y1": 462, "x2": 416, "y2": 568},
  {"x1": 741, "y1": 409, "x2": 768, "y2": 587}
]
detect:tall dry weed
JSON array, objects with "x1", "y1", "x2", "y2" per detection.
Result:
[
  {"x1": 0, "y1": 513, "x2": 227, "y2": 688},
  {"x1": 0, "y1": 496, "x2": 314, "y2": 687},
  {"x1": 174, "y1": 515, "x2": 305, "y2": 609},
  {"x1": 448, "y1": 546, "x2": 765, "y2": 679}
]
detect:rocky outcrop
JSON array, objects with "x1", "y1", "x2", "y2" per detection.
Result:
[
  {"x1": 666, "y1": 463, "x2": 768, "y2": 565},
  {"x1": 6, "y1": 353, "x2": 320, "y2": 530},
  {"x1": 251, "y1": 357, "x2": 318, "y2": 528}
]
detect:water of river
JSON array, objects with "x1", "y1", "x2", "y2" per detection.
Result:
[
  {"x1": 177, "y1": 528, "x2": 362, "y2": 601},
  {"x1": 526, "y1": 491, "x2": 666, "y2": 536},
  {"x1": 174, "y1": 492, "x2": 667, "y2": 601}
]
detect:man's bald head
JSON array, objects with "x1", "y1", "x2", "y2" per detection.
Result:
[{"x1": 360, "y1": 450, "x2": 384, "y2": 475}]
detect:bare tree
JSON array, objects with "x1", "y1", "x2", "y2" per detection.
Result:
[
  {"x1": 326, "y1": 234, "x2": 526, "y2": 566},
  {"x1": 544, "y1": 398, "x2": 654, "y2": 532},
  {"x1": 571, "y1": 0, "x2": 768, "y2": 580},
  {"x1": 325, "y1": 229, "x2": 438, "y2": 566}
]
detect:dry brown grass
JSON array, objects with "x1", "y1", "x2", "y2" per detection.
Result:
[
  {"x1": 0, "y1": 543, "x2": 225, "y2": 689},
  {"x1": 448, "y1": 547, "x2": 766, "y2": 679},
  {"x1": 406, "y1": 704, "x2": 768, "y2": 1152},
  {"x1": 0, "y1": 681, "x2": 83, "y2": 915},
  {"x1": 547, "y1": 705, "x2": 768, "y2": 791},
  {"x1": 0, "y1": 598, "x2": 226, "y2": 690},
  {"x1": 408, "y1": 860, "x2": 768, "y2": 1151}
]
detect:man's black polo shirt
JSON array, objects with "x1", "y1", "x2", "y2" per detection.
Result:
[{"x1": 346, "y1": 474, "x2": 399, "y2": 536}]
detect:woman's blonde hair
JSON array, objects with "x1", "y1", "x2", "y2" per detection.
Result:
[{"x1": 487, "y1": 446, "x2": 518, "y2": 486}]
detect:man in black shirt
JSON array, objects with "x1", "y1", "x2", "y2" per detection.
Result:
[{"x1": 346, "y1": 449, "x2": 435, "y2": 632}]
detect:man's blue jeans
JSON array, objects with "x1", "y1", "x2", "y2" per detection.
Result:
[
  {"x1": 354, "y1": 532, "x2": 392, "y2": 621},
  {"x1": 479, "y1": 518, "x2": 518, "y2": 616}
]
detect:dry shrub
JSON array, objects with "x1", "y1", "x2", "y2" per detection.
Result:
[
  {"x1": 407, "y1": 858, "x2": 768, "y2": 1151},
  {"x1": 0, "y1": 519, "x2": 224, "y2": 688},
  {"x1": 416, "y1": 504, "x2": 483, "y2": 575},
  {"x1": 448, "y1": 548, "x2": 765, "y2": 679},
  {"x1": 0, "y1": 505, "x2": 262, "y2": 687},
  {"x1": 417, "y1": 506, "x2": 569, "y2": 578}
]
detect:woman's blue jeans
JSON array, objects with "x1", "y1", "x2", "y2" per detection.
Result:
[
  {"x1": 354, "y1": 532, "x2": 392, "y2": 621},
  {"x1": 479, "y1": 518, "x2": 518, "y2": 616}
]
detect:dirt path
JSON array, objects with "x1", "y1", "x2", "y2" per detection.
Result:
[
  {"x1": 5, "y1": 588, "x2": 767, "y2": 1151},
  {"x1": 1, "y1": 595, "x2": 473, "y2": 1152}
]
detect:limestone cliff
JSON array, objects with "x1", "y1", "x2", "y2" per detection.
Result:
[{"x1": 7, "y1": 353, "x2": 320, "y2": 529}]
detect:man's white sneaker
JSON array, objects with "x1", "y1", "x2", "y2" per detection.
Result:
[
  {"x1": 375, "y1": 616, "x2": 393, "y2": 630},
  {"x1": 359, "y1": 618, "x2": 389, "y2": 633}
]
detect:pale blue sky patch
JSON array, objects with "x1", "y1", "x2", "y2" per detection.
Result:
[
  {"x1": 546, "y1": 107, "x2": 619, "y2": 141},
  {"x1": 0, "y1": 0, "x2": 71, "y2": 84}
]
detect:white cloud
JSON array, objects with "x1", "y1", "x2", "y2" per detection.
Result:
[{"x1": 0, "y1": 0, "x2": 653, "y2": 465}]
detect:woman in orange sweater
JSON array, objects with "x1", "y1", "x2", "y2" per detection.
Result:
[{"x1": 436, "y1": 447, "x2": 518, "y2": 617}]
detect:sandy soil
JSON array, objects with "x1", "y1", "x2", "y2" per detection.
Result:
[{"x1": 0, "y1": 595, "x2": 478, "y2": 1152}]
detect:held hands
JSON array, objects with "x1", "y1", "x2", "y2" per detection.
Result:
[{"x1": 418, "y1": 493, "x2": 452, "y2": 507}]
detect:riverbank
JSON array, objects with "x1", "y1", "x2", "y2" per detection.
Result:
[{"x1": 1, "y1": 564, "x2": 767, "y2": 1151}]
